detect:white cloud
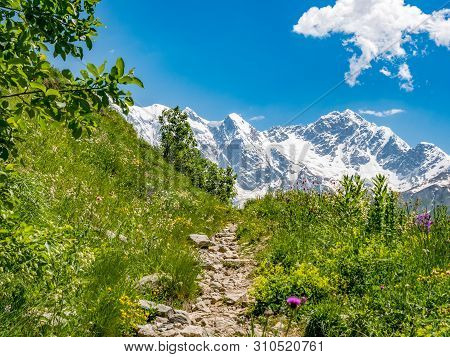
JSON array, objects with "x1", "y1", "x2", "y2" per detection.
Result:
[
  {"x1": 359, "y1": 108, "x2": 405, "y2": 117},
  {"x1": 248, "y1": 115, "x2": 265, "y2": 122},
  {"x1": 293, "y1": 0, "x2": 450, "y2": 90},
  {"x1": 380, "y1": 67, "x2": 392, "y2": 77},
  {"x1": 398, "y1": 63, "x2": 414, "y2": 91}
]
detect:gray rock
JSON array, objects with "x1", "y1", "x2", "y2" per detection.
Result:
[
  {"x1": 155, "y1": 316, "x2": 169, "y2": 324},
  {"x1": 162, "y1": 330, "x2": 178, "y2": 337},
  {"x1": 156, "y1": 304, "x2": 174, "y2": 318},
  {"x1": 137, "y1": 324, "x2": 156, "y2": 337},
  {"x1": 225, "y1": 292, "x2": 247, "y2": 305},
  {"x1": 169, "y1": 310, "x2": 191, "y2": 325},
  {"x1": 209, "y1": 293, "x2": 222, "y2": 304},
  {"x1": 137, "y1": 274, "x2": 160, "y2": 290},
  {"x1": 139, "y1": 299, "x2": 156, "y2": 310},
  {"x1": 180, "y1": 325, "x2": 206, "y2": 337},
  {"x1": 139, "y1": 300, "x2": 174, "y2": 318},
  {"x1": 189, "y1": 234, "x2": 213, "y2": 248},
  {"x1": 194, "y1": 301, "x2": 211, "y2": 313},
  {"x1": 210, "y1": 281, "x2": 224, "y2": 292},
  {"x1": 223, "y1": 259, "x2": 250, "y2": 268}
]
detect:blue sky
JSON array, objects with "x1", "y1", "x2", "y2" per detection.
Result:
[{"x1": 58, "y1": 0, "x2": 449, "y2": 151}]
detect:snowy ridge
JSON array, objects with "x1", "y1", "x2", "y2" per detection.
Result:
[{"x1": 124, "y1": 104, "x2": 450, "y2": 206}]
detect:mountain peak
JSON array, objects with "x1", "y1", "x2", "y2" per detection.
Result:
[
  {"x1": 224, "y1": 113, "x2": 252, "y2": 132},
  {"x1": 226, "y1": 113, "x2": 245, "y2": 122},
  {"x1": 124, "y1": 103, "x2": 449, "y2": 206}
]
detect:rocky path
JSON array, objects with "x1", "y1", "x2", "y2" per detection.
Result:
[{"x1": 137, "y1": 223, "x2": 255, "y2": 337}]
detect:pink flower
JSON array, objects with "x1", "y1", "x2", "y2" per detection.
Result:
[
  {"x1": 286, "y1": 295, "x2": 308, "y2": 308},
  {"x1": 286, "y1": 296, "x2": 301, "y2": 308}
]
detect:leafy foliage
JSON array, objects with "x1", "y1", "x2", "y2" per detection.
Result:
[
  {"x1": 239, "y1": 175, "x2": 449, "y2": 336},
  {"x1": 0, "y1": 0, "x2": 143, "y2": 159},
  {"x1": 159, "y1": 107, "x2": 236, "y2": 203}
]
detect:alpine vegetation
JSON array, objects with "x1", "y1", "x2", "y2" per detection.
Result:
[{"x1": 239, "y1": 175, "x2": 449, "y2": 336}]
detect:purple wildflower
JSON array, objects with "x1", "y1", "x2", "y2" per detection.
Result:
[
  {"x1": 415, "y1": 212, "x2": 433, "y2": 232},
  {"x1": 286, "y1": 295, "x2": 307, "y2": 308},
  {"x1": 380, "y1": 285, "x2": 385, "y2": 290},
  {"x1": 286, "y1": 296, "x2": 302, "y2": 308}
]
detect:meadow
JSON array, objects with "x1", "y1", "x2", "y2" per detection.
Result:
[
  {"x1": 1, "y1": 110, "x2": 448, "y2": 337},
  {"x1": 0, "y1": 109, "x2": 232, "y2": 336},
  {"x1": 238, "y1": 176, "x2": 449, "y2": 336}
]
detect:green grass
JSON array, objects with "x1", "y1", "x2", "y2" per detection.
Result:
[
  {"x1": 0, "y1": 109, "x2": 233, "y2": 336},
  {"x1": 238, "y1": 188, "x2": 449, "y2": 337}
]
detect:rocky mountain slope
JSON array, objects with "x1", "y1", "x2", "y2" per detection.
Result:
[{"x1": 125, "y1": 105, "x2": 450, "y2": 206}]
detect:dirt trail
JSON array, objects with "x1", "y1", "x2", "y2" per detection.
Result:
[
  {"x1": 137, "y1": 223, "x2": 256, "y2": 337},
  {"x1": 189, "y1": 223, "x2": 255, "y2": 336}
]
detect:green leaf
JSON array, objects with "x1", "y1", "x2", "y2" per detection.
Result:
[
  {"x1": 119, "y1": 76, "x2": 144, "y2": 88},
  {"x1": 131, "y1": 77, "x2": 144, "y2": 88},
  {"x1": 87, "y1": 63, "x2": 99, "y2": 77},
  {"x1": 85, "y1": 36, "x2": 93, "y2": 50},
  {"x1": 125, "y1": 97, "x2": 134, "y2": 106},
  {"x1": 72, "y1": 126, "x2": 82, "y2": 139},
  {"x1": 38, "y1": 42, "x2": 49, "y2": 52},
  {"x1": 30, "y1": 82, "x2": 46, "y2": 92},
  {"x1": 8, "y1": 58, "x2": 26, "y2": 65},
  {"x1": 0, "y1": 147, "x2": 9, "y2": 160},
  {"x1": 116, "y1": 57, "x2": 125, "y2": 77},
  {"x1": 62, "y1": 69, "x2": 73, "y2": 80},
  {"x1": 80, "y1": 70, "x2": 90, "y2": 80},
  {"x1": 98, "y1": 61, "x2": 106, "y2": 74},
  {"x1": 46, "y1": 89, "x2": 60, "y2": 97}
]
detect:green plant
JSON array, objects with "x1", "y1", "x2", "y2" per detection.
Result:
[{"x1": 336, "y1": 174, "x2": 367, "y2": 222}]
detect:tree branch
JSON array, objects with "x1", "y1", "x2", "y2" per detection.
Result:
[{"x1": 0, "y1": 85, "x2": 109, "y2": 99}]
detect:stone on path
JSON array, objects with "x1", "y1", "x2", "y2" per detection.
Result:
[
  {"x1": 189, "y1": 234, "x2": 213, "y2": 248},
  {"x1": 139, "y1": 300, "x2": 174, "y2": 318},
  {"x1": 169, "y1": 310, "x2": 191, "y2": 325},
  {"x1": 137, "y1": 324, "x2": 157, "y2": 337},
  {"x1": 180, "y1": 325, "x2": 207, "y2": 337},
  {"x1": 224, "y1": 292, "x2": 247, "y2": 306}
]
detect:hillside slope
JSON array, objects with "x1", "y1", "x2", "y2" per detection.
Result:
[{"x1": 1, "y1": 109, "x2": 232, "y2": 336}]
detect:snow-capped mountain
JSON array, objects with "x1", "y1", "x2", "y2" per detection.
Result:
[{"x1": 125, "y1": 105, "x2": 450, "y2": 206}]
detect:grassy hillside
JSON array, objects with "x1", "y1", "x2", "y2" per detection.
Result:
[
  {"x1": 0, "y1": 109, "x2": 233, "y2": 336},
  {"x1": 238, "y1": 183, "x2": 449, "y2": 337}
]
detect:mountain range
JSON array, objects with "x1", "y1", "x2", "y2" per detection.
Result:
[{"x1": 124, "y1": 104, "x2": 450, "y2": 206}]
